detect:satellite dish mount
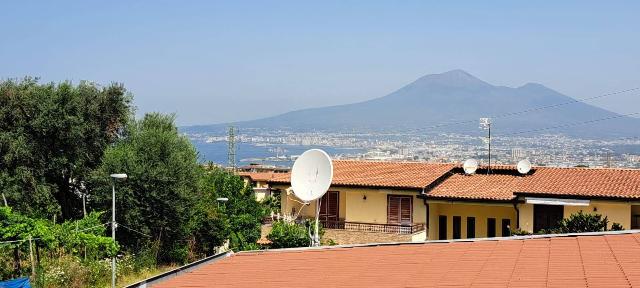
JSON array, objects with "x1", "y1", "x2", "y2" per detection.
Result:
[{"x1": 290, "y1": 149, "x2": 334, "y2": 247}]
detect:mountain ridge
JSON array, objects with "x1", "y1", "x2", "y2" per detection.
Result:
[{"x1": 183, "y1": 70, "x2": 639, "y2": 138}]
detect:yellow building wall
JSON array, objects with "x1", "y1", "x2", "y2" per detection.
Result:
[
  {"x1": 519, "y1": 200, "x2": 636, "y2": 233},
  {"x1": 275, "y1": 184, "x2": 425, "y2": 225},
  {"x1": 564, "y1": 201, "x2": 632, "y2": 230},
  {"x1": 343, "y1": 188, "x2": 425, "y2": 225},
  {"x1": 518, "y1": 203, "x2": 534, "y2": 232},
  {"x1": 427, "y1": 202, "x2": 517, "y2": 240}
]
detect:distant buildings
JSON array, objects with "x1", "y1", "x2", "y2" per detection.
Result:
[{"x1": 241, "y1": 159, "x2": 640, "y2": 244}]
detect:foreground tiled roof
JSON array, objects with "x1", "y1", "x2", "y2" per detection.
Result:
[
  {"x1": 266, "y1": 160, "x2": 455, "y2": 189},
  {"x1": 151, "y1": 232, "x2": 640, "y2": 288}
]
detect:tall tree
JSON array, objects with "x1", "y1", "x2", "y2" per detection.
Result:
[
  {"x1": 0, "y1": 78, "x2": 132, "y2": 219},
  {"x1": 91, "y1": 113, "x2": 203, "y2": 263}
]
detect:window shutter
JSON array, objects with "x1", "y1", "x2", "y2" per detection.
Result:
[
  {"x1": 388, "y1": 196, "x2": 400, "y2": 224},
  {"x1": 400, "y1": 197, "x2": 412, "y2": 225}
]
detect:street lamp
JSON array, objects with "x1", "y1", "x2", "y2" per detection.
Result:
[
  {"x1": 216, "y1": 197, "x2": 228, "y2": 208},
  {"x1": 110, "y1": 173, "x2": 127, "y2": 288}
]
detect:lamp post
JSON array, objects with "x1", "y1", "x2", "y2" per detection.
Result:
[
  {"x1": 216, "y1": 197, "x2": 228, "y2": 208},
  {"x1": 110, "y1": 173, "x2": 127, "y2": 288}
]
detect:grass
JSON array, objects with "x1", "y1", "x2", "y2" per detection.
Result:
[{"x1": 101, "y1": 265, "x2": 178, "y2": 288}]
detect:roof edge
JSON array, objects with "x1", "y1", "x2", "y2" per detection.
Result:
[
  {"x1": 234, "y1": 229, "x2": 640, "y2": 255},
  {"x1": 125, "y1": 251, "x2": 232, "y2": 288}
]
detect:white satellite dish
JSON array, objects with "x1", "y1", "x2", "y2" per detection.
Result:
[
  {"x1": 517, "y1": 159, "x2": 532, "y2": 175},
  {"x1": 463, "y1": 159, "x2": 478, "y2": 175},
  {"x1": 290, "y1": 149, "x2": 333, "y2": 202}
]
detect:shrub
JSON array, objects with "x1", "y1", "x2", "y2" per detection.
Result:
[
  {"x1": 555, "y1": 211, "x2": 608, "y2": 233},
  {"x1": 510, "y1": 228, "x2": 532, "y2": 236},
  {"x1": 267, "y1": 221, "x2": 311, "y2": 249},
  {"x1": 611, "y1": 222, "x2": 624, "y2": 231}
]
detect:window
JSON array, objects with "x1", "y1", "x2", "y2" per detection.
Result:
[
  {"x1": 439, "y1": 215, "x2": 447, "y2": 240},
  {"x1": 452, "y1": 216, "x2": 461, "y2": 239},
  {"x1": 487, "y1": 218, "x2": 496, "y2": 238},
  {"x1": 502, "y1": 219, "x2": 511, "y2": 237},
  {"x1": 387, "y1": 195, "x2": 412, "y2": 225},
  {"x1": 466, "y1": 217, "x2": 476, "y2": 238},
  {"x1": 319, "y1": 191, "x2": 339, "y2": 222}
]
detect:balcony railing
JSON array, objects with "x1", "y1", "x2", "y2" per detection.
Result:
[{"x1": 320, "y1": 220, "x2": 425, "y2": 235}]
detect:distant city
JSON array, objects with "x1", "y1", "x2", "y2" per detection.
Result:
[{"x1": 187, "y1": 128, "x2": 640, "y2": 169}]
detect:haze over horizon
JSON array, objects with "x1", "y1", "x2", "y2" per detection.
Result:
[{"x1": 1, "y1": 1, "x2": 639, "y2": 125}]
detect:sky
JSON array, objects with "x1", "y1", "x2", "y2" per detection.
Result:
[{"x1": 1, "y1": 1, "x2": 639, "y2": 126}]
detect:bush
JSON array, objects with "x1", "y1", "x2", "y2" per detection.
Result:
[
  {"x1": 550, "y1": 211, "x2": 609, "y2": 234},
  {"x1": 611, "y1": 222, "x2": 624, "y2": 231},
  {"x1": 267, "y1": 221, "x2": 310, "y2": 249},
  {"x1": 511, "y1": 228, "x2": 532, "y2": 236}
]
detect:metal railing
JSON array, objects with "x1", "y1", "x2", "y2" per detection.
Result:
[{"x1": 320, "y1": 220, "x2": 425, "y2": 235}]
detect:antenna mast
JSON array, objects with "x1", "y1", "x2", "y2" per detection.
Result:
[
  {"x1": 227, "y1": 126, "x2": 237, "y2": 170},
  {"x1": 479, "y1": 118, "x2": 492, "y2": 174}
]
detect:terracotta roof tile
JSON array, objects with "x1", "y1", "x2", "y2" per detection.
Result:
[
  {"x1": 266, "y1": 160, "x2": 455, "y2": 189},
  {"x1": 151, "y1": 232, "x2": 640, "y2": 288},
  {"x1": 428, "y1": 166, "x2": 640, "y2": 201},
  {"x1": 241, "y1": 160, "x2": 640, "y2": 200}
]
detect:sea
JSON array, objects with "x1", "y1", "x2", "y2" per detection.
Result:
[{"x1": 192, "y1": 140, "x2": 364, "y2": 167}]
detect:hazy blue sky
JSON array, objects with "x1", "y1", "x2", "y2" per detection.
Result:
[{"x1": 1, "y1": 1, "x2": 638, "y2": 125}]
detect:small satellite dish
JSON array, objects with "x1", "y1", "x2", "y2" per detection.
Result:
[
  {"x1": 290, "y1": 149, "x2": 333, "y2": 202},
  {"x1": 463, "y1": 159, "x2": 478, "y2": 175},
  {"x1": 517, "y1": 159, "x2": 532, "y2": 175}
]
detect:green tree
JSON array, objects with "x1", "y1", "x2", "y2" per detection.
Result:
[
  {"x1": 200, "y1": 167, "x2": 265, "y2": 251},
  {"x1": 0, "y1": 78, "x2": 132, "y2": 219},
  {"x1": 90, "y1": 113, "x2": 202, "y2": 263}
]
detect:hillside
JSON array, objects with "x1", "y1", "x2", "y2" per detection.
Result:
[{"x1": 184, "y1": 70, "x2": 640, "y2": 138}]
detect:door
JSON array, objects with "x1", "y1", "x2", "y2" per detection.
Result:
[
  {"x1": 319, "y1": 191, "x2": 339, "y2": 222},
  {"x1": 439, "y1": 215, "x2": 447, "y2": 240},
  {"x1": 534, "y1": 204, "x2": 564, "y2": 233},
  {"x1": 467, "y1": 217, "x2": 476, "y2": 238},
  {"x1": 487, "y1": 218, "x2": 496, "y2": 238},
  {"x1": 387, "y1": 195, "x2": 412, "y2": 225},
  {"x1": 501, "y1": 219, "x2": 511, "y2": 237},
  {"x1": 452, "y1": 216, "x2": 461, "y2": 239}
]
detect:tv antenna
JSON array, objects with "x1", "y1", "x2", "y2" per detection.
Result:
[
  {"x1": 516, "y1": 159, "x2": 532, "y2": 175},
  {"x1": 479, "y1": 118, "x2": 492, "y2": 174},
  {"x1": 290, "y1": 149, "x2": 333, "y2": 247},
  {"x1": 463, "y1": 159, "x2": 479, "y2": 175}
]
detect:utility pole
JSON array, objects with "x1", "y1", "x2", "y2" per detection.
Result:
[{"x1": 227, "y1": 126, "x2": 237, "y2": 171}]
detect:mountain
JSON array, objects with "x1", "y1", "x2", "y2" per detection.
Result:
[{"x1": 184, "y1": 70, "x2": 640, "y2": 138}]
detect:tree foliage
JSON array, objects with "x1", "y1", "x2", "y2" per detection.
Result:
[
  {"x1": 0, "y1": 207, "x2": 117, "y2": 279},
  {"x1": 0, "y1": 78, "x2": 132, "y2": 219},
  {"x1": 550, "y1": 211, "x2": 610, "y2": 234},
  {"x1": 90, "y1": 114, "x2": 265, "y2": 263},
  {"x1": 199, "y1": 167, "x2": 265, "y2": 252},
  {"x1": 90, "y1": 113, "x2": 202, "y2": 263}
]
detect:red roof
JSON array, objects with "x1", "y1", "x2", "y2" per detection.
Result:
[
  {"x1": 239, "y1": 160, "x2": 640, "y2": 200},
  {"x1": 151, "y1": 232, "x2": 640, "y2": 287},
  {"x1": 428, "y1": 166, "x2": 640, "y2": 201},
  {"x1": 266, "y1": 160, "x2": 455, "y2": 189}
]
